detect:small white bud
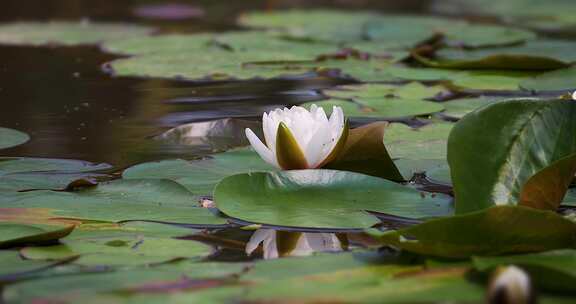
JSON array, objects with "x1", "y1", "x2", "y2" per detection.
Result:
[{"x1": 487, "y1": 265, "x2": 535, "y2": 304}]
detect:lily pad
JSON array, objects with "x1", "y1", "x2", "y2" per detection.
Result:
[
  {"x1": 448, "y1": 98, "x2": 576, "y2": 214},
  {"x1": 305, "y1": 99, "x2": 443, "y2": 120},
  {"x1": 0, "y1": 251, "x2": 66, "y2": 283},
  {"x1": 239, "y1": 11, "x2": 535, "y2": 48},
  {"x1": 104, "y1": 31, "x2": 343, "y2": 80},
  {"x1": 3, "y1": 261, "x2": 247, "y2": 303},
  {"x1": 21, "y1": 232, "x2": 212, "y2": 266},
  {"x1": 422, "y1": 40, "x2": 576, "y2": 70},
  {"x1": 441, "y1": 96, "x2": 502, "y2": 119},
  {"x1": 0, "y1": 127, "x2": 29, "y2": 150},
  {"x1": 123, "y1": 148, "x2": 274, "y2": 197},
  {"x1": 369, "y1": 205, "x2": 576, "y2": 258},
  {"x1": 214, "y1": 169, "x2": 453, "y2": 230},
  {"x1": 0, "y1": 157, "x2": 111, "y2": 192},
  {"x1": 520, "y1": 66, "x2": 576, "y2": 92},
  {"x1": 0, "y1": 222, "x2": 75, "y2": 249},
  {"x1": 0, "y1": 22, "x2": 154, "y2": 46},
  {"x1": 0, "y1": 179, "x2": 226, "y2": 226},
  {"x1": 383, "y1": 123, "x2": 453, "y2": 160}
]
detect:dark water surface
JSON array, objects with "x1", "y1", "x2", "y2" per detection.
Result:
[{"x1": 0, "y1": 0, "x2": 431, "y2": 169}]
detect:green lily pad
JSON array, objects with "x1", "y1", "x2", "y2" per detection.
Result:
[
  {"x1": 0, "y1": 22, "x2": 154, "y2": 46},
  {"x1": 384, "y1": 123, "x2": 453, "y2": 160},
  {"x1": 520, "y1": 66, "x2": 576, "y2": 92},
  {"x1": 423, "y1": 40, "x2": 576, "y2": 70},
  {"x1": 0, "y1": 179, "x2": 226, "y2": 226},
  {"x1": 394, "y1": 159, "x2": 452, "y2": 184},
  {"x1": 21, "y1": 232, "x2": 212, "y2": 266},
  {"x1": 473, "y1": 249, "x2": 576, "y2": 293},
  {"x1": 3, "y1": 260, "x2": 247, "y2": 303},
  {"x1": 448, "y1": 98, "x2": 576, "y2": 214},
  {"x1": 441, "y1": 96, "x2": 503, "y2": 119},
  {"x1": 0, "y1": 223, "x2": 75, "y2": 249},
  {"x1": 123, "y1": 148, "x2": 274, "y2": 197},
  {"x1": 369, "y1": 205, "x2": 576, "y2": 258},
  {"x1": 305, "y1": 98, "x2": 443, "y2": 120},
  {"x1": 0, "y1": 157, "x2": 111, "y2": 192},
  {"x1": 239, "y1": 11, "x2": 534, "y2": 48},
  {"x1": 214, "y1": 169, "x2": 453, "y2": 230},
  {"x1": 105, "y1": 31, "x2": 343, "y2": 80},
  {"x1": 0, "y1": 127, "x2": 29, "y2": 150},
  {"x1": 562, "y1": 188, "x2": 576, "y2": 206},
  {"x1": 0, "y1": 251, "x2": 65, "y2": 283}
]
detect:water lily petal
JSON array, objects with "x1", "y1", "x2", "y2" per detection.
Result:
[{"x1": 245, "y1": 128, "x2": 278, "y2": 167}]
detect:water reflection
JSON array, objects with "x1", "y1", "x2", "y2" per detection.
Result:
[{"x1": 246, "y1": 229, "x2": 346, "y2": 259}]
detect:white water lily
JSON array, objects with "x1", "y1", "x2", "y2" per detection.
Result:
[
  {"x1": 245, "y1": 105, "x2": 348, "y2": 170},
  {"x1": 572, "y1": 90, "x2": 576, "y2": 100}
]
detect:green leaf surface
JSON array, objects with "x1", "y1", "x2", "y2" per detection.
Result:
[
  {"x1": 0, "y1": 179, "x2": 226, "y2": 226},
  {"x1": 521, "y1": 66, "x2": 576, "y2": 92},
  {"x1": 0, "y1": 127, "x2": 29, "y2": 150},
  {"x1": 214, "y1": 169, "x2": 453, "y2": 229},
  {"x1": 123, "y1": 148, "x2": 274, "y2": 197},
  {"x1": 0, "y1": 22, "x2": 154, "y2": 46},
  {"x1": 0, "y1": 157, "x2": 111, "y2": 192},
  {"x1": 21, "y1": 232, "x2": 212, "y2": 266},
  {"x1": 239, "y1": 11, "x2": 534, "y2": 48},
  {"x1": 369, "y1": 206, "x2": 576, "y2": 258},
  {"x1": 384, "y1": 123, "x2": 453, "y2": 160},
  {"x1": 448, "y1": 99, "x2": 576, "y2": 214},
  {"x1": 0, "y1": 223, "x2": 74, "y2": 249},
  {"x1": 425, "y1": 40, "x2": 576, "y2": 70}
]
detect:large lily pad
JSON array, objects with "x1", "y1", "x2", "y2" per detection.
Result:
[
  {"x1": 448, "y1": 99, "x2": 576, "y2": 214},
  {"x1": 0, "y1": 127, "x2": 29, "y2": 150},
  {"x1": 0, "y1": 22, "x2": 154, "y2": 46},
  {"x1": 214, "y1": 169, "x2": 453, "y2": 230},
  {"x1": 123, "y1": 148, "x2": 274, "y2": 196},
  {"x1": 0, "y1": 179, "x2": 226, "y2": 226},
  {"x1": 369, "y1": 205, "x2": 576, "y2": 258}
]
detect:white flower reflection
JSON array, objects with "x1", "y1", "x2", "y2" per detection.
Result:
[{"x1": 246, "y1": 229, "x2": 344, "y2": 260}]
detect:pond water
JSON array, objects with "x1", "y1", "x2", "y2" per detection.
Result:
[{"x1": 1, "y1": 0, "x2": 575, "y2": 303}]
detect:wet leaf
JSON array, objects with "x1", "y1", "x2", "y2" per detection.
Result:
[
  {"x1": 0, "y1": 127, "x2": 29, "y2": 150},
  {"x1": 214, "y1": 169, "x2": 453, "y2": 230},
  {"x1": 0, "y1": 22, "x2": 154, "y2": 46},
  {"x1": 326, "y1": 122, "x2": 404, "y2": 181},
  {"x1": 369, "y1": 206, "x2": 576, "y2": 258},
  {"x1": 448, "y1": 99, "x2": 576, "y2": 214},
  {"x1": 441, "y1": 96, "x2": 502, "y2": 119}
]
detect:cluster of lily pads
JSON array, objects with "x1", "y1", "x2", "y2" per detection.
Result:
[{"x1": 1, "y1": 1, "x2": 576, "y2": 303}]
